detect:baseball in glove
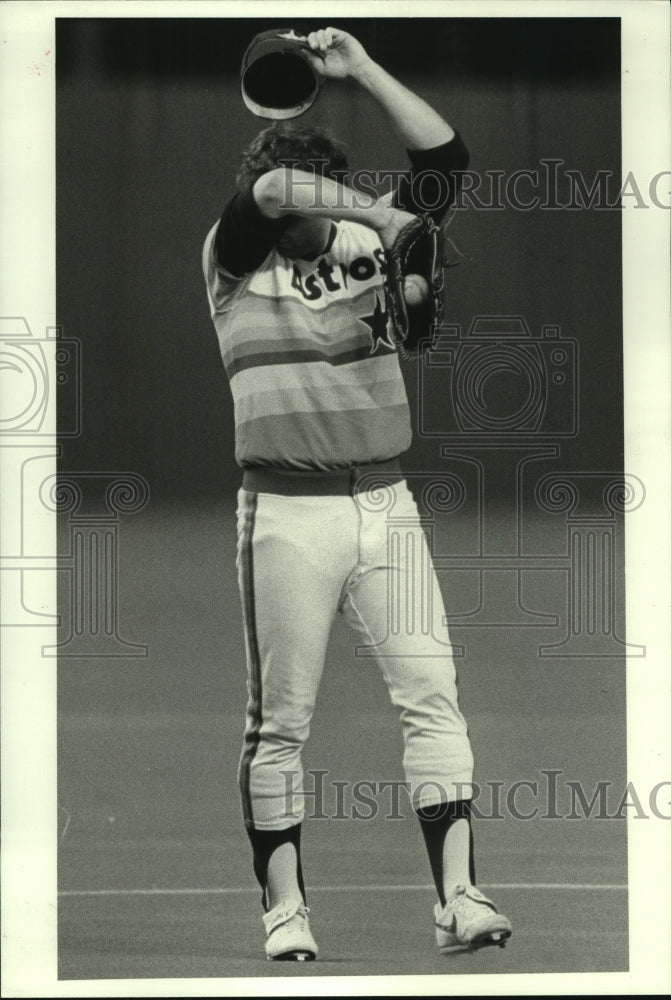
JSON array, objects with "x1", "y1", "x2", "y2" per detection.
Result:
[{"x1": 384, "y1": 212, "x2": 445, "y2": 358}]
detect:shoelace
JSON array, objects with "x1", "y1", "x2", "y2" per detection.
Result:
[
  {"x1": 270, "y1": 903, "x2": 310, "y2": 932},
  {"x1": 448, "y1": 885, "x2": 495, "y2": 914}
]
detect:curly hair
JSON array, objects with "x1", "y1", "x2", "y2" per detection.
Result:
[{"x1": 236, "y1": 122, "x2": 350, "y2": 194}]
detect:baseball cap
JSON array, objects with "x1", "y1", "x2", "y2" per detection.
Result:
[{"x1": 240, "y1": 28, "x2": 321, "y2": 119}]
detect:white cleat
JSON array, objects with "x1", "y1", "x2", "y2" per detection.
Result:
[
  {"x1": 263, "y1": 898, "x2": 318, "y2": 961},
  {"x1": 434, "y1": 884, "x2": 512, "y2": 954}
]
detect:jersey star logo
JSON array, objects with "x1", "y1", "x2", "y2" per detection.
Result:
[{"x1": 359, "y1": 294, "x2": 396, "y2": 355}]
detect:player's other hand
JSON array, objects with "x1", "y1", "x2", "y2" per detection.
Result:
[{"x1": 303, "y1": 27, "x2": 370, "y2": 80}]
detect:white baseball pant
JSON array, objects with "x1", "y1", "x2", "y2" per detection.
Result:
[{"x1": 236, "y1": 468, "x2": 474, "y2": 830}]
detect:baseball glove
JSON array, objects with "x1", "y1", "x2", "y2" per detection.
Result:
[{"x1": 384, "y1": 212, "x2": 445, "y2": 358}]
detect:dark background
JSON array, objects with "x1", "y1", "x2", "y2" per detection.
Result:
[{"x1": 56, "y1": 16, "x2": 623, "y2": 503}]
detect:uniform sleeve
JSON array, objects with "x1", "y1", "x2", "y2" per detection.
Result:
[
  {"x1": 393, "y1": 130, "x2": 470, "y2": 223},
  {"x1": 214, "y1": 188, "x2": 289, "y2": 277}
]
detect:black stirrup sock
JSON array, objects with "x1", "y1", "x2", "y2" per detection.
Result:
[
  {"x1": 416, "y1": 799, "x2": 475, "y2": 906},
  {"x1": 246, "y1": 822, "x2": 306, "y2": 911}
]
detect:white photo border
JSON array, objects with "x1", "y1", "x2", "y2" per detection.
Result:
[{"x1": 1, "y1": 1, "x2": 669, "y2": 996}]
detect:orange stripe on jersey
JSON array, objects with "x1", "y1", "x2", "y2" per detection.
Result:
[{"x1": 203, "y1": 219, "x2": 412, "y2": 470}]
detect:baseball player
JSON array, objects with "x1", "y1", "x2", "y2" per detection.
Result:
[{"x1": 203, "y1": 27, "x2": 512, "y2": 960}]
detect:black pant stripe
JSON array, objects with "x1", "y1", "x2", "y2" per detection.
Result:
[{"x1": 238, "y1": 491, "x2": 263, "y2": 827}]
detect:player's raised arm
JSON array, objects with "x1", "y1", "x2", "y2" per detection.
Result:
[
  {"x1": 252, "y1": 167, "x2": 415, "y2": 248},
  {"x1": 303, "y1": 27, "x2": 455, "y2": 151},
  {"x1": 303, "y1": 27, "x2": 468, "y2": 222}
]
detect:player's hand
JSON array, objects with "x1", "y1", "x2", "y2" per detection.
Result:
[
  {"x1": 303, "y1": 27, "x2": 370, "y2": 80},
  {"x1": 377, "y1": 208, "x2": 418, "y2": 251}
]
